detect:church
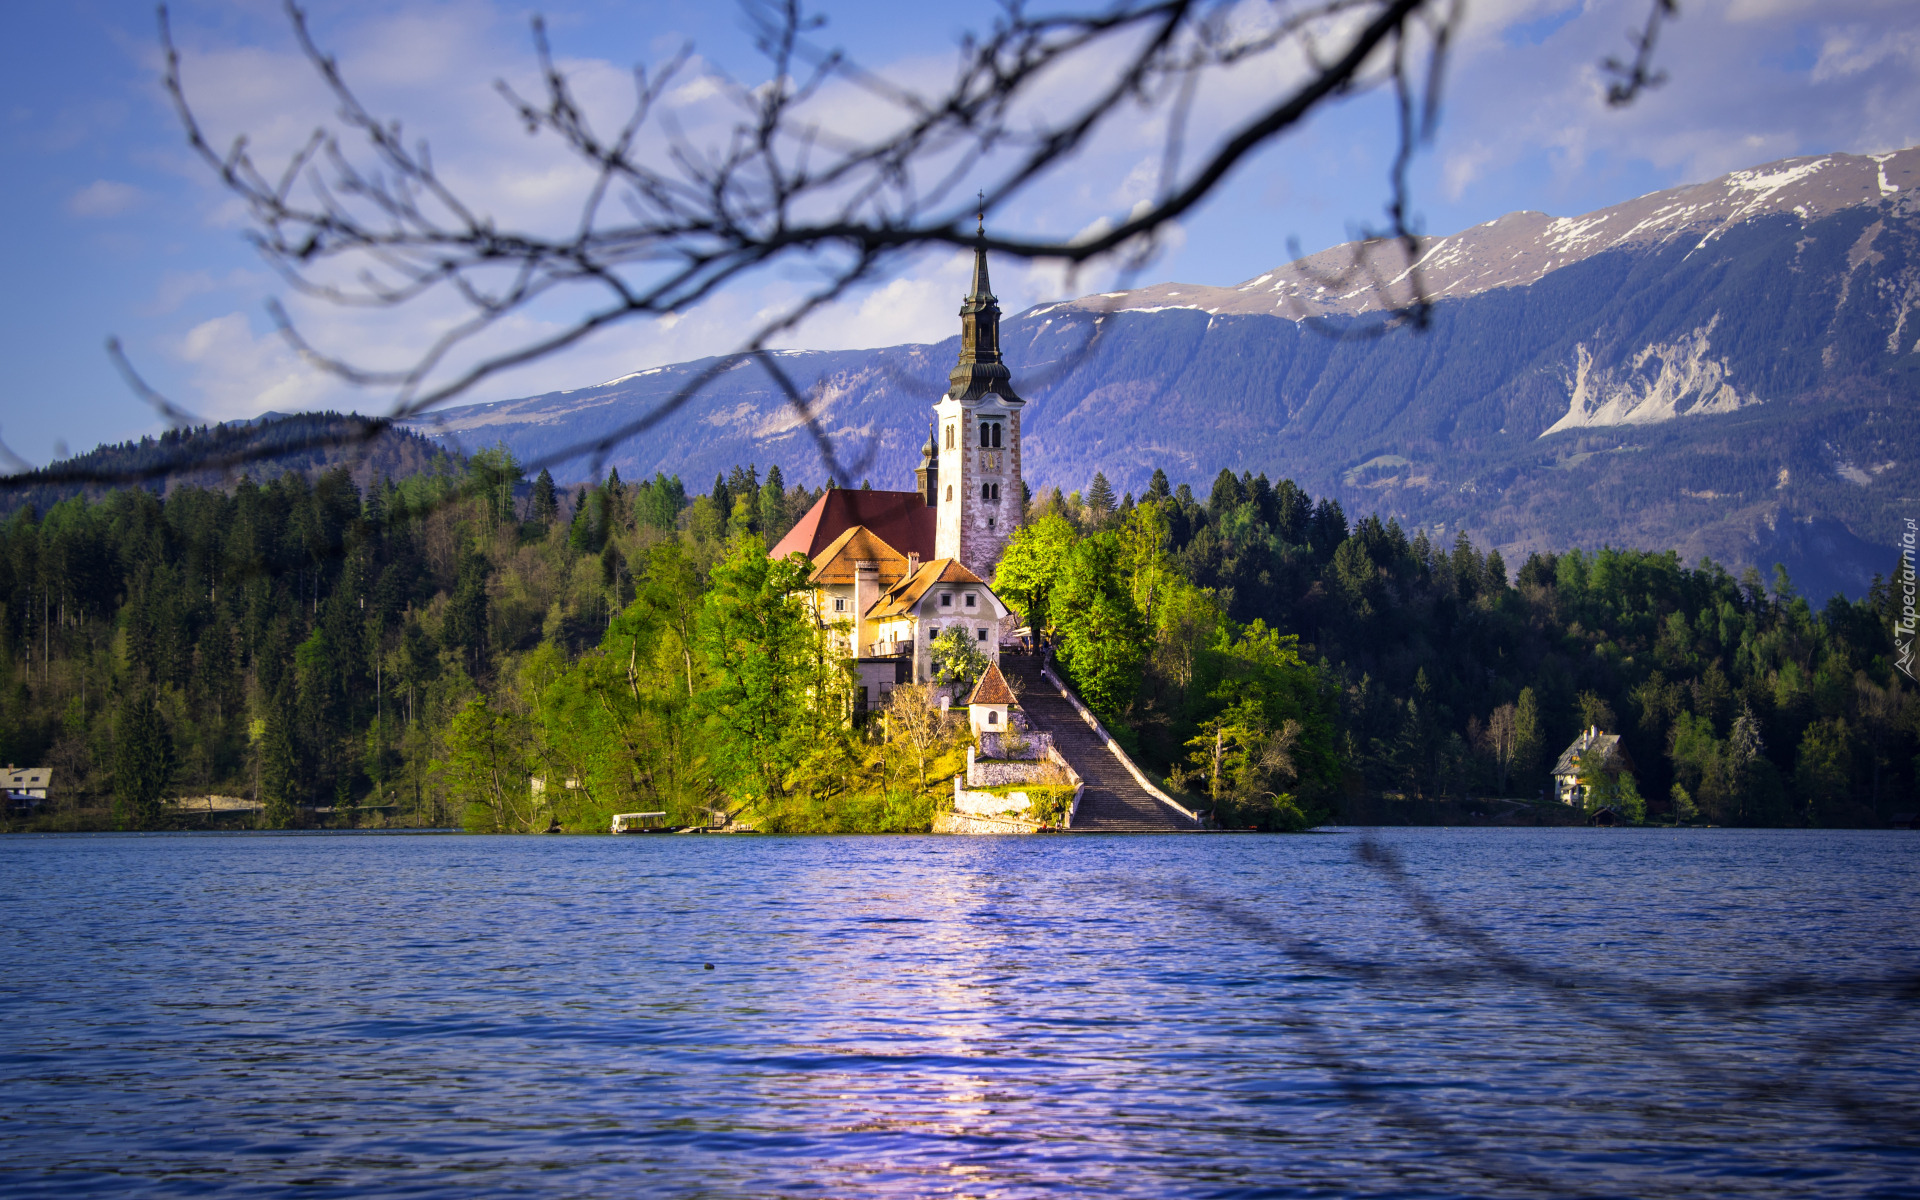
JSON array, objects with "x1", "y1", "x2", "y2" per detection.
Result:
[{"x1": 768, "y1": 230, "x2": 1024, "y2": 710}]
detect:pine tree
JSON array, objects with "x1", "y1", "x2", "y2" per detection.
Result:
[
  {"x1": 760, "y1": 464, "x2": 788, "y2": 543},
  {"x1": 532, "y1": 468, "x2": 558, "y2": 524},
  {"x1": 112, "y1": 689, "x2": 175, "y2": 830},
  {"x1": 1086, "y1": 472, "x2": 1116, "y2": 517},
  {"x1": 1146, "y1": 468, "x2": 1171, "y2": 503},
  {"x1": 259, "y1": 680, "x2": 299, "y2": 829},
  {"x1": 1513, "y1": 687, "x2": 1543, "y2": 795}
]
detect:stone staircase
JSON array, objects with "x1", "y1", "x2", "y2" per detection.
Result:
[{"x1": 1000, "y1": 653, "x2": 1201, "y2": 833}]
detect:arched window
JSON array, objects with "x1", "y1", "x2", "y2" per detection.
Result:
[
  {"x1": 989, "y1": 483, "x2": 1000, "y2": 500},
  {"x1": 945, "y1": 424, "x2": 954, "y2": 449},
  {"x1": 981, "y1": 483, "x2": 991, "y2": 500},
  {"x1": 991, "y1": 422, "x2": 1002, "y2": 448},
  {"x1": 987, "y1": 711, "x2": 999, "y2": 725},
  {"x1": 979, "y1": 422, "x2": 990, "y2": 448}
]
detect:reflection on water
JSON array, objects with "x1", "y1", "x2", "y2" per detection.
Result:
[{"x1": 0, "y1": 829, "x2": 1915, "y2": 1197}]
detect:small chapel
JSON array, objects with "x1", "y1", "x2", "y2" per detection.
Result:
[{"x1": 768, "y1": 227, "x2": 1024, "y2": 711}]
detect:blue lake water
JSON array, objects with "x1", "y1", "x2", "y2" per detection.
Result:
[{"x1": 1, "y1": 828, "x2": 1916, "y2": 1198}]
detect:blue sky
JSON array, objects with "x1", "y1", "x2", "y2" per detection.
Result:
[{"x1": 2, "y1": 0, "x2": 1916, "y2": 466}]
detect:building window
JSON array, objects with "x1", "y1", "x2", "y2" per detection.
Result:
[
  {"x1": 945, "y1": 424, "x2": 954, "y2": 449},
  {"x1": 990, "y1": 483, "x2": 1000, "y2": 500},
  {"x1": 940, "y1": 593, "x2": 953, "y2": 607},
  {"x1": 981, "y1": 483, "x2": 991, "y2": 500},
  {"x1": 987, "y1": 711, "x2": 999, "y2": 725},
  {"x1": 991, "y1": 422, "x2": 1002, "y2": 448},
  {"x1": 833, "y1": 597, "x2": 845, "y2": 612},
  {"x1": 977, "y1": 628, "x2": 988, "y2": 641},
  {"x1": 979, "y1": 422, "x2": 990, "y2": 448},
  {"x1": 945, "y1": 485, "x2": 952, "y2": 501},
  {"x1": 987, "y1": 517, "x2": 995, "y2": 529},
  {"x1": 964, "y1": 593, "x2": 977, "y2": 608}
]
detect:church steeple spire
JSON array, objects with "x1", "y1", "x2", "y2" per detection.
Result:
[{"x1": 948, "y1": 208, "x2": 1021, "y2": 404}]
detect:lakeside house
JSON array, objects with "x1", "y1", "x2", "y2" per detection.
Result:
[
  {"x1": 1551, "y1": 727, "x2": 1632, "y2": 806},
  {"x1": 4, "y1": 766, "x2": 52, "y2": 813}
]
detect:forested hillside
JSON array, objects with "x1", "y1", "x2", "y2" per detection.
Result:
[
  {"x1": 3, "y1": 450, "x2": 1912, "y2": 832},
  {"x1": 0, "y1": 412, "x2": 446, "y2": 519}
]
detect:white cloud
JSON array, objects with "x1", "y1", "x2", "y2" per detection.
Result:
[
  {"x1": 175, "y1": 312, "x2": 336, "y2": 420},
  {"x1": 136, "y1": 0, "x2": 1920, "y2": 426},
  {"x1": 66, "y1": 180, "x2": 142, "y2": 218},
  {"x1": 1427, "y1": 0, "x2": 1920, "y2": 214}
]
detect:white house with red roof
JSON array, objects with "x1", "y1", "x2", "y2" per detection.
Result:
[{"x1": 768, "y1": 231, "x2": 1024, "y2": 711}]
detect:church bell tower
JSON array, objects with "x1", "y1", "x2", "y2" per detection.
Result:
[{"x1": 934, "y1": 218, "x2": 1024, "y2": 578}]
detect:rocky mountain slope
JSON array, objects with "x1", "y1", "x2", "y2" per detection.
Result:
[{"x1": 408, "y1": 147, "x2": 1920, "y2": 601}]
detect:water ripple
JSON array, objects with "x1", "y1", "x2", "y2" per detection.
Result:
[{"x1": 1, "y1": 828, "x2": 1916, "y2": 1197}]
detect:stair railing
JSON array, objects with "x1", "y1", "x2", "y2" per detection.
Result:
[{"x1": 1037, "y1": 662, "x2": 1203, "y2": 826}]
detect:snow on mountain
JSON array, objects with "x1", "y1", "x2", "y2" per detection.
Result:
[{"x1": 1055, "y1": 147, "x2": 1920, "y2": 321}]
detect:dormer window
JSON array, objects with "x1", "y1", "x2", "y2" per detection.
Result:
[
  {"x1": 940, "y1": 592, "x2": 953, "y2": 607},
  {"x1": 964, "y1": 593, "x2": 977, "y2": 608}
]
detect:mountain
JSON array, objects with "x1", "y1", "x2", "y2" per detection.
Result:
[
  {"x1": 406, "y1": 147, "x2": 1920, "y2": 601},
  {"x1": 0, "y1": 413, "x2": 450, "y2": 518}
]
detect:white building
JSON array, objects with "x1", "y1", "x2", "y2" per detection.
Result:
[
  {"x1": 3, "y1": 766, "x2": 52, "y2": 812},
  {"x1": 769, "y1": 233, "x2": 1025, "y2": 713}
]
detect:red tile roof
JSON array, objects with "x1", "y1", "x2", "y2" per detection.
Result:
[
  {"x1": 769, "y1": 489, "x2": 936, "y2": 563},
  {"x1": 968, "y1": 663, "x2": 1014, "y2": 706},
  {"x1": 807, "y1": 526, "x2": 911, "y2": 586}
]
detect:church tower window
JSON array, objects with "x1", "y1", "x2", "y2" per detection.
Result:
[{"x1": 934, "y1": 217, "x2": 1024, "y2": 578}]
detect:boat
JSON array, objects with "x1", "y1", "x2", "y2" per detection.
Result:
[{"x1": 610, "y1": 811, "x2": 670, "y2": 834}]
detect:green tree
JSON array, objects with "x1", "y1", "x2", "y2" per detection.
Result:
[
  {"x1": 437, "y1": 696, "x2": 535, "y2": 832},
  {"x1": 1513, "y1": 687, "x2": 1544, "y2": 794},
  {"x1": 993, "y1": 512, "x2": 1078, "y2": 636},
  {"x1": 112, "y1": 689, "x2": 175, "y2": 830},
  {"x1": 931, "y1": 625, "x2": 991, "y2": 701},
  {"x1": 1052, "y1": 533, "x2": 1150, "y2": 721},
  {"x1": 531, "y1": 468, "x2": 559, "y2": 525},
  {"x1": 258, "y1": 679, "x2": 300, "y2": 828},
  {"x1": 1795, "y1": 717, "x2": 1853, "y2": 823},
  {"x1": 760, "y1": 464, "x2": 789, "y2": 543},
  {"x1": 1575, "y1": 746, "x2": 1645, "y2": 822},
  {"x1": 695, "y1": 536, "x2": 825, "y2": 807},
  {"x1": 443, "y1": 548, "x2": 490, "y2": 678},
  {"x1": 465, "y1": 443, "x2": 524, "y2": 529},
  {"x1": 1085, "y1": 472, "x2": 1117, "y2": 521}
]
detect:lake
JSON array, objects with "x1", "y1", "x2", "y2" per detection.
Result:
[{"x1": 1, "y1": 828, "x2": 1915, "y2": 1197}]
